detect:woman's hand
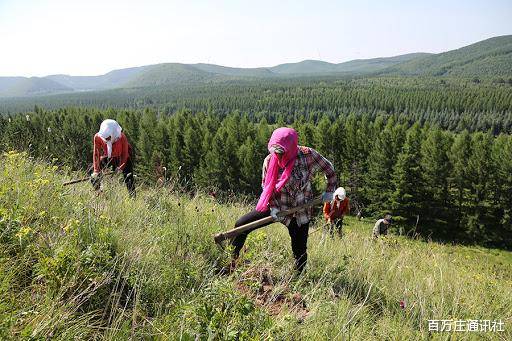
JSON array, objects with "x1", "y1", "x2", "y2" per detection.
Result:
[{"x1": 270, "y1": 207, "x2": 283, "y2": 222}]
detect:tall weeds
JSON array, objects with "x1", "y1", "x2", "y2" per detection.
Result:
[{"x1": 1, "y1": 153, "x2": 511, "y2": 340}]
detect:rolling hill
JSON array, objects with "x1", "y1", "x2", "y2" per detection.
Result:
[
  {"x1": 192, "y1": 63, "x2": 275, "y2": 77},
  {"x1": 269, "y1": 60, "x2": 341, "y2": 74},
  {"x1": 0, "y1": 77, "x2": 72, "y2": 97},
  {"x1": 333, "y1": 53, "x2": 432, "y2": 73},
  {"x1": 0, "y1": 35, "x2": 510, "y2": 98},
  {"x1": 381, "y1": 35, "x2": 512, "y2": 77},
  {"x1": 0, "y1": 77, "x2": 26, "y2": 93},
  {"x1": 46, "y1": 65, "x2": 150, "y2": 90},
  {"x1": 123, "y1": 63, "x2": 227, "y2": 88},
  {"x1": 269, "y1": 53, "x2": 431, "y2": 74}
]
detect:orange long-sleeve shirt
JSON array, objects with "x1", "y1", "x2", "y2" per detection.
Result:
[
  {"x1": 323, "y1": 198, "x2": 350, "y2": 221},
  {"x1": 93, "y1": 133, "x2": 130, "y2": 173}
]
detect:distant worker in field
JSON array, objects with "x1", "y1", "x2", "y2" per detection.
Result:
[
  {"x1": 323, "y1": 187, "x2": 350, "y2": 238},
  {"x1": 230, "y1": 127, "x2": 337, "y2": 273},
  {"x1": 91, "y1": 119, "x2": 136, "y2": 197},
  {"x1": 372, "y1": 214, "x2": 392, "y2": 238}
]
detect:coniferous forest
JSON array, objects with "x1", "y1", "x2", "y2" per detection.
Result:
[
  {"x1": 1, "y1": 7, "x2": 512, "y2": 337},
  {"x1": 1, "y1": 77, "x2": 511, "y2": 249},
  {"x1": 2, "y1": 77, "x2": 512, "y2": 133}
]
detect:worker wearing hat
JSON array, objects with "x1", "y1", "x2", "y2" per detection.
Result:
[
  {"x1": 91, "y1": 119, "x2": 135, "y2": 197},
  {"x1": 323, "y1": 187, "x2": 350, "y2": 238},
  {"x1": 372, "y1": 213, "x2": 392, "y2": 238}
]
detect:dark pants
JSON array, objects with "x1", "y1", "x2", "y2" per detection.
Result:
[
  {"x1": 94, "y1": 152, "x2": 136, "y2": 197},
  {"x1": 328, "y1": 218, "x2": 344, "y2": 237},
  {"x1": 231, "y1": 210, "x2": 310, "y2": 273}
]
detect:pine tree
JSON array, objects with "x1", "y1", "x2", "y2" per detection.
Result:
[
  {"x1": 237, "y1": 137, "x2": 260, "y2": 193},
  {"x1": 464, "y1": 132, "x2": 495, "y2": 242},
  {"x1": 365, "y1": 117, "x2": 405, "y2": 216},
  {"x1": 297, "y1": 122, "x2": 315, "y2": 147},
  {"x1": 197, "y1": 127, "x2": 230, "y2": 191},
  {"x1": 182, "y1": 117, "x2": 202, "y2": 186},
  {"x1": 449, "y1": 131, "x2": 472, "y2": 229},
  {"x1": 492, "y1": 135, "x2": 512, "y2": 247},
  {"x1": 136, "y1": 109, "x2": 158, "y2": 177},
  {"x1": 421, "y1": 128, "x2": 453, "y2": 235},
  {"x1": 314, "y1": 115, "x2": 334, "y2": 160},
  {"x1": 169, "y1": 112, "x2": 186, "y2": 174},
  {"x1": 390, "y1": 123, "x2": 424, "y2": 231},
  {"x1": 328, "y1": 118, "x2": 347, "y2": 182}
]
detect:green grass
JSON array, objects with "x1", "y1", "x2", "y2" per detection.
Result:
[{"x1": 1, "y1": 152, "x2": 511, "y2": 340}]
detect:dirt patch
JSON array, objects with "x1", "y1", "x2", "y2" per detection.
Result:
[{"x1": 235, "y1": 266, "x2": 310, "y2": 321}]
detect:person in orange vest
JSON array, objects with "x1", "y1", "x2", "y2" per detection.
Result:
[
  {"x1": 90, "y1": 119, "x2": 135, "y2": 197},
  {"x1": 323, "y1": 187, "x2": 349, "y2": 238}
]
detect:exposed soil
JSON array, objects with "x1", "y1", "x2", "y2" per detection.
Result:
[{"x1": 234, "y1": 266, "x2": 310, "y2": 321}]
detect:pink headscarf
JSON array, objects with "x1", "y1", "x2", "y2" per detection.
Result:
[{"x1": 256, "y1": 127, "x2": 299, "y2": 212}]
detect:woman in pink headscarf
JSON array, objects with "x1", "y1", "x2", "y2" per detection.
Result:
[{"x1": 230, "y1": 127, "x2": 337, "y2": 273}]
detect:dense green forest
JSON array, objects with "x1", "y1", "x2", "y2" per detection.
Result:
[
  {"x1": 1, "y1": 106, "x2": 511, "y2": 249},
  {"x1": 2, "y1": 77, "x2": 512, "y2": 133}
]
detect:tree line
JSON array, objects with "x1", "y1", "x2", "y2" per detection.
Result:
[
  {"x1": 1, "y1": 107, "x2": 511, "y2": 249},
  {"x1": 1, "y1": 77, "x2": 512, "y2": 133}
]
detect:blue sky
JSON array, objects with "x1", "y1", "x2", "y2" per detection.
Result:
[{"x1": 0, "y1": 0, "x2": 510, "y2": 76}]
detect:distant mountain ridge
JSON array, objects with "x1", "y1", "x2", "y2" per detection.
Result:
[
  {"x1": 0, "y1": 77, "x2": 72, "y2": 97},
  {"x1": 379, "y1": 35, "x2": 512, "y2": 77},
  {"x1": 46, "y1": 66, "x2": 150, "y2": 90},
  {"x1": 0, "y1": 35, "x2": 510, "y2": 97},
  {"x1": 0, "y1": 53, "x2": 426, "y2": 97},
  {"x1": 269, "y1": 53, "x2": 431, "y2": 74}
]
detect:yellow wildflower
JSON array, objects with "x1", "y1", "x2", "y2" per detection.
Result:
[{"x1": 15, "y1": 226, "x2": 32, "y2": 240}]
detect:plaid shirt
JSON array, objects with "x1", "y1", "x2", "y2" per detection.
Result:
[{"x1": 262, "y1": 146, "x2": 337, "y2": 226}]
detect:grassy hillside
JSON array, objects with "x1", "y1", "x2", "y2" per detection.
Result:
[
  {"x1": 382, "y1": 35, "x2": 512, "y2": 77},
  {"x1": 1, "y1": 152, "x2": 511, "y2": 339}
]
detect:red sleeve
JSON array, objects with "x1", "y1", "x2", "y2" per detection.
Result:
[
  {"x1": 118, "y1": 134, "x2": 130, "y2": 170},
  {"x1": 93, "y1": 134, "x2": 101, "y2": 173},
  {"x1": 343, "y1": 198, "x2": 350, "y2": 215},
  {"x1": 323, "y1": 202, "x2": 331, "y2": 220}
]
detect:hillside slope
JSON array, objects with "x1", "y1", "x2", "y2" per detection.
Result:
[
  {"x1": 123, "y1": 63, "x2": 223, "y2": 88},
  {"x1": 192, "y1": 63, "x2": 275, "y2": 77},
  {"x1": 46, "y1": 66, "x2": 150, "y2": 90},
  {"x1": 1, "y1": 35, "x2": 510, "y2": 97},
  {"x1": 334, "y1": 53, "x2": 431, "y2": 73},
  {"x1": 381, "y1": 35, "x2": 512, "y2": 77},
  {"x1": 270, "y1": 53, "x2": 431, "y2": 74},
  {"x1": 0, "y1": 77, "x2": 73, "y2": 97},
  {"x1": 1, "y1": 153, "x2": 511, "y2": 339},
  {"x1": 0, "y1": 77, "x2": 25, "y2": 93}
]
